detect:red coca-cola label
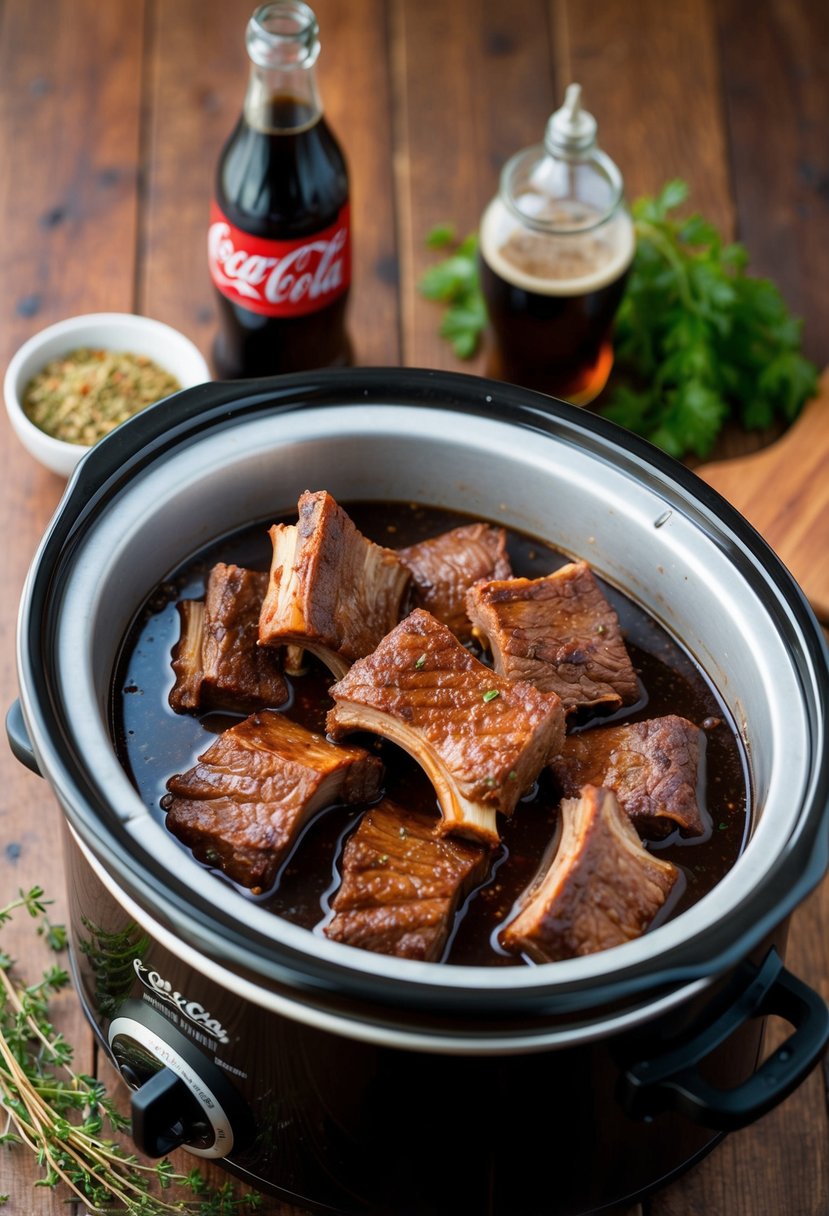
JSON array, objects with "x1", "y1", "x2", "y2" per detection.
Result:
[{"x1": 208, "y1": 202, "x2": 351, "y2": 317}]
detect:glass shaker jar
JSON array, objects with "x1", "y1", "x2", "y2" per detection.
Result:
[{"x1": 479, "y1": 84, "x2": 634, "y2": 404}]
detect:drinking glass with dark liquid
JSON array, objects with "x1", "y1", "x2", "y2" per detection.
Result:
[{"x1": 479, "y1": 85, "x2": 634, "y2": 404}]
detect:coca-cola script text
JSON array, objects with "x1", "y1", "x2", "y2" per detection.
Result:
[{"x1": 208, "y1": 202, "x2": 351, "y2": 317}]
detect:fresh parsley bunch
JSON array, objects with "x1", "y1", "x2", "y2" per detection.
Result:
[
  {"x1": 419, "y1": 181, "x2": 818, "y2": 459},
  {"x1": 603, "y1": 179, "x2": 817, "y2": 458}
]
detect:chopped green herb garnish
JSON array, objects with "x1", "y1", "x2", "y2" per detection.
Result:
[
  {"x1": 508, "y1": 770, "x2": 517, "y2": 781},
  {"x1": 414, "y1": 653, "x2": 427, "y2": 669},
  {"x1": 482, "y1": 689, "x2": 500, "y2": 703}
]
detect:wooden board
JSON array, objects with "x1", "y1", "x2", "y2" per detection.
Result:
[
  {"x1": 1, "y1": 0, "x2": 828, "y2": 1214},
  {"x1": 698, "y1": 370, "x2": 829, "y2": 623}
]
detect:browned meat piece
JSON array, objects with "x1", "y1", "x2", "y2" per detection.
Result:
[
  {"x1": 500, "y1": 785, "x2": 679, "y2": 962},
  {"x1": 258, "y1": 490, "x2": 411, "y2": 680},
  {"x1": 397, "y1": 523, "x2": 512, "y2": 640},
  {"x1": 466, "y1": 561, "x2": 639, "y2": 713},
  {"x1": 551, "y1": 715, "x2": 706, "y2": 839},
  {"x1": 325, "y1": 799, "x2": 489, "y2": 960},
  {"x1": 326, "y1": 609, "x2": 565, "y2": 846},
  {"x1": 163, "y1": 710, "x2": 383, "y2": 891},
  {"x1": 169, "y1": 564, "x2": 288, "y2": 714}
]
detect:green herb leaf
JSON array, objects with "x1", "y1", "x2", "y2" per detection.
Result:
[
  {"x1": 425, "y1": 223, "x2": 456, "y2": 249},
  {"x1": 604, "y1": 180, "x2": 817, "y2": 457},
  {"x1": 418, "y1": 255, "x2": 477, "y2": 302},
  {"x1": 482, "y1": 689, "x2": 500, "y2": 703},
  {"x1": 417, "y1": 232, "x2": 485, "y2": 359}
]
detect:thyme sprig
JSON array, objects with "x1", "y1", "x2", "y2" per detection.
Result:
[{"x1": 0, "y1": 887, "x2": 262, "y2": 1214}]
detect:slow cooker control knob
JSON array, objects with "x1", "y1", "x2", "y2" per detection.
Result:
[
  {"x1": 131, "y1": 1066, "x2": 213, "y2": 1157},
  {"x1": 108, "y1": 1002, "x2": 253, "y2": 1161}
]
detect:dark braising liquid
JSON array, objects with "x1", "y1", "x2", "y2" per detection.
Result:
[
  {"x1": 113, "y1": 502, "x2": 749, "y2": 967},
  {"x1": 213, "y1": 95, "x2": 351, "y2": 378}
]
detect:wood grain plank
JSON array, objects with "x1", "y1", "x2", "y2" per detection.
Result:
[
  {"x1": 0, "y1": 0, "x2": 145, "y2": 357},
  {"x1": 699, "y1": 372, "x2": 829, "y2": 621},
  {"x1": 314, "y1": 0, "x2": 400, "y2": 366},
  {"x1": 554, "y1": 0, "x2": 735, "y2": 238},
  {"x1": 0, "y1": 3, "x2": 145, "y2": 1210},
  {"x1": 139, "y1": 0, "x2": 250, "y2": 362},
  {"x1": 392, "y1": 0, "x2": 557, "y2": 372},
  {"x1": 0, "y1": 0, "x2": 146, "y2": 512},
  {"x1": 143, "y1": 0, "x2": 398, "y2": 369},
  {"x1": 715, "y1": 0, "x2": 829, "y2": 367}
]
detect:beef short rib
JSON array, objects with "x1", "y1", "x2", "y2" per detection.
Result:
[
  {"x1": 258, "y1": 490, "x2": 411, "y2": 679},
  {"x1": 500, "y1": 784, "x2": 679, "y2": 962},
  {"x1": 326, "y1": 608, "x2": 565, "y2": 846},
  {"x1": 397, "y1": 522, "x2": 512, "y2": 640},
  {"x1": 552, "y1": 715, "x2": 707, "y2": 838},
  {"x1": 466, "y1": 561, "x2": 639, "y2": 713},
  {"x1": 170, "y1": 563, "x2": 288, "y2": 714},
  {"x1": 325, "y1": 799, "x2": 489, "y2": 960},
  {"x1": 164, "y1": 710, "x2": 383, "y2": 891}
]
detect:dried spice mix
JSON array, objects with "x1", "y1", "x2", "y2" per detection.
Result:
[{"x1": 23, "y1": 347, "x2": 181, "y2": 445}]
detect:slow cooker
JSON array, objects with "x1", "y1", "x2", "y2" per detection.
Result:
[{"x1": 8, "y1": 368, "x2": 829, "y2": 1215}]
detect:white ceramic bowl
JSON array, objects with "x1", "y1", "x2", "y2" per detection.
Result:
[{"x1": 4, "y1": 313, "x2": 211, "y2": 477}]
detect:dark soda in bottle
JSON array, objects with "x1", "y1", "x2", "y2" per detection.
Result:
[{"x1": 208, "y1": 1, "x2": 352, "y2": 379}]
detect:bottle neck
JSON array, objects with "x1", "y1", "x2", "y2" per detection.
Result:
[
  {"x1": 243, "y1": 62, "x2": 322, "y2": 133},
  {"x1": 242, "y1": 1, "x2": 322, "y2": 134}
]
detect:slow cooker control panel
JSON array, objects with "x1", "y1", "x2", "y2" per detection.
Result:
[{"x1": 108, "y1": 1001, "x2": 253, "y2": 1160}]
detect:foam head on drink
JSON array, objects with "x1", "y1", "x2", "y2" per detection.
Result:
[{"x1": 479, "y1": 85, "x2": 634, "y2": 404}]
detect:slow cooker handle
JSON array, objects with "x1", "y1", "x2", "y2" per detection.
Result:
[
  {"x1": 6, "y1": 699, "x2": 41, "y2": 775},
  {"x1": 623, "y1": 949, "x2": 829, "y2": 1131}
]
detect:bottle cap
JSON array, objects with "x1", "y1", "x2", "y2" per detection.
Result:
[{"x1": 545, "y1": 83, "x2": 598, "y2": 154}]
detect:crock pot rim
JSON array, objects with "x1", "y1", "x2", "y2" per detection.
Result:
[{"x1": 16, "y1": 367, "x2": 829, "y2": 1020}]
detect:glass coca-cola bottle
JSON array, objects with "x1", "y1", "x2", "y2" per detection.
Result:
[{"x1": 208, "y1": 1, "x2": 352, "y2": 379}]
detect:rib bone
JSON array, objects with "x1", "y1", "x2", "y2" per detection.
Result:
[{"x1": 326, "y1": 609, "x2": 565, "y2": 846}]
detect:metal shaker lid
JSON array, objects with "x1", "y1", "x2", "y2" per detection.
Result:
[{"x1": 545, "y1": 83, "x2": 598, "y2": 154}]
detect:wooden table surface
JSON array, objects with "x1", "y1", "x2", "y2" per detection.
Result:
[{"x1": 1, "y1": 1, "x2": 827, "y2": 1213}]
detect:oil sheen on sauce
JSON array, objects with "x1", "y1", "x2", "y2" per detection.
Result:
[{"x1": 113, "y1": 501, "x2": 750, "y2": 967}]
